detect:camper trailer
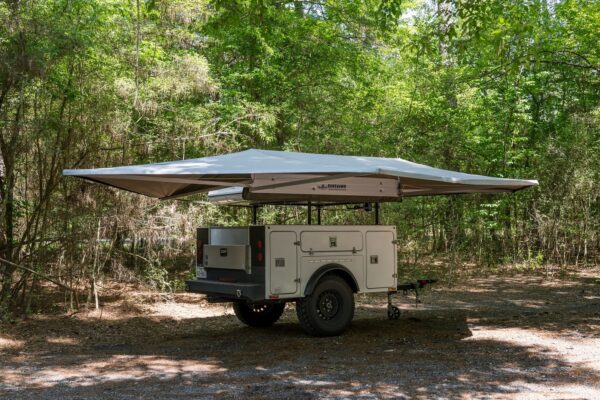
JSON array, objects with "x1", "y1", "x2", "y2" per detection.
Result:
[
  {"x1": 64, "y1": 149, "x2": 537, "y2": 336},
  {"x1": 189, "y1": 224, "x2": 397, "y2": 336}
]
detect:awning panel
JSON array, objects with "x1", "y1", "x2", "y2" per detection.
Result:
[{"x1": 63, "y1": 149, "x2": 538, "y2": 203}]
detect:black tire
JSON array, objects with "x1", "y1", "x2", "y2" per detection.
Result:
[
  {"x1": 233, "y1": 301, "x2": 285, "y2": 327},
  {"x1": 296, "y1": 275, "x2": 355, "y2": 336}
]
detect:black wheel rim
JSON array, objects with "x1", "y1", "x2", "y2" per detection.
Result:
[{"x1": 317, "y1": 290, "x2": 340, "y2": 320}]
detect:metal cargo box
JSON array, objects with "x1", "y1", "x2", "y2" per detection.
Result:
[
  {"x1": 204, "y1": 244, "x2": 250, "y2": 271},
  {"x1": 209, "y1": 227, "x2": 249, "y2": 245}
]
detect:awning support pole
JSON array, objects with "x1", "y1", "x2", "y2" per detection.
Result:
[
  {"x1": 307, "y1": 202, "x2": 312, "y2": 225},
  {"x1": 252, "y1": 205, "x2": 258, "y2": 225},
  {"x1": 375, "y1": 202, "x2": 380, "y2": 225},
  {"x1": 317, "y1": 205, "x2": 322, "y2": 225}
]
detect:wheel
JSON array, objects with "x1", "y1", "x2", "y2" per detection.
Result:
[
  {"x1": 233, "y1": 301, "x2": 285, "y2": 327},
  {"x1": 296, "y1": 275, "x2": 355, "y2": 336},
  {"x1": 387, "y1": 305, "x2": 400, "y2": 320}
]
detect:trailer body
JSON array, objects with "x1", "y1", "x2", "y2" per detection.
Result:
[{"x1": 186, "y1": 225, "x2": 397, "y2": 302}]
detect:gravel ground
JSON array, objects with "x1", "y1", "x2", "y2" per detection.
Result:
[{"x1": 0, "y1": 272, "x2": 598, "y2": 399}]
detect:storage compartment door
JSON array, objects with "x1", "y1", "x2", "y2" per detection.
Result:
[
  {"x1": 204, "y1": 245, "x2": 249, "y2": 270},
  {"x1": 269, "y1": 231, "x2": 298, "y2": 295},
  {"x1": 366, "y1": 231, "x2": 396, "y2": 289},
  {"x1": 300, "y1": 231, "x2": 363, "y2": 253}
]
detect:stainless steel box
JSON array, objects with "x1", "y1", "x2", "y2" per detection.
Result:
[{"x1": 204, "y1": 244, "x2": 249, "y2": 271}]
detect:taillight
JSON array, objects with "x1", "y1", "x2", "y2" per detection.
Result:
[
  {"x1": 249, "y1": 226, "x2": 265, "y2": 267},
  {"x1": 256, "y1": 240, "x2": 264, "y2": 262}
]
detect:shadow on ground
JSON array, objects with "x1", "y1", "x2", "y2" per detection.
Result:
[{"x1": 0, "y1": 273, "x2": 598, "y2": 399}]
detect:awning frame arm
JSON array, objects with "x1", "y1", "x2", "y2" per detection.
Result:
[{"x1": 91, "y1": 174, "x2": 252, "y2": 187}]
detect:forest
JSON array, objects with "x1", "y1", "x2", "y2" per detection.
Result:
[{"x1": 0, "y1": 0, "x2": 598, "y2": 316}]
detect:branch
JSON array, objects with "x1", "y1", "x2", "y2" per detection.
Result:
[
  {"x1": 0, "y1": 257, "x2": 78, "y2": 293},
  {"x1": 533, "y1": 59, "x2": 600, "y2": 73}
]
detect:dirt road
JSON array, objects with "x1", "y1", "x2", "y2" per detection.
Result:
[{"x1": 1, "y1": 273, "x2": 598, "y2": 399}]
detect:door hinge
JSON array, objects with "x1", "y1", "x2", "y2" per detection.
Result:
[
  {"x1": 293, "y1": 241, "x2": 301, "y2": 246},
  {"x1": 391, "y1": 239, "x2": 400, "y2": 244},
  {"x1": 294, "y1": 278, "x2": 301, "y2": 283},
  {"x1": 392, "y1": 273, "x2": 398, "y2": 278}
]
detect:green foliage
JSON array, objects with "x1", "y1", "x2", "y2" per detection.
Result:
[
  {"x1": 0, "y1": 0, "x2": 598, "y2": 315},
  {"x1": 142, "y1": 260, "x2": 173, "y2": 292}
]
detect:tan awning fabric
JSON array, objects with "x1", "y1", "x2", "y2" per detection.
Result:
[{"x1": 63, "y1": 149, "x2": 538, "y2": 203}]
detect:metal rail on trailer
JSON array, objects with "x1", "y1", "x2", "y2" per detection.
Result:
[{"x1": 64, "y1": 149, "x2": 537, "y2": 336}]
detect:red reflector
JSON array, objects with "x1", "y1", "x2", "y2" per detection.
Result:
[
  {"x1": 257, "y1": 240, "x2": 263, "y2": 249},
  {"x1": 256, "y1": 252, "x2": 263, "y2": 262},
  {"x1": 269, "y1": 295, "x2": 279, "y2": 300}
]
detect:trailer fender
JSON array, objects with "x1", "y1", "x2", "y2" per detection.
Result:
[{"x1": 304, "y1": 264, "x2": 359, "y2": 296}]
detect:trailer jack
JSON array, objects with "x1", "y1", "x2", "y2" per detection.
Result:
[
  {"x1": 387, "y1": 294, "x2": 401, "y2": 319},
  {"x1": 386, "y1": 279, "x2": 437, "y2": 320}
]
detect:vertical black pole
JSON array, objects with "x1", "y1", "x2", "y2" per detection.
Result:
[
  {"x1": 307, "y1": 202, "x2": 312, "y2": 225},
  {"x1": 317, "y1": 205, "x2": 322, "y2": 225},
  {"x1": 252, "y1": 205, "x2": 258, "y2": 225},
  {"x1": 375, "y1": 202, "x2": 380, "y2": 225}
]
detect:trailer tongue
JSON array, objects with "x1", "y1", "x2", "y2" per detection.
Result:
[{"x1": 64, "y1": 149, "x2": 537, "y2": 336}]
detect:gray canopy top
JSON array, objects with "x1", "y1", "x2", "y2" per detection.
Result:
[{"x1": 63, "y1": 149, "x2": 538, "y2": 204}]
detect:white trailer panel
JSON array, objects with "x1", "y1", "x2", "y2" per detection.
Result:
[
  {"x1": 299, "y1": 230, "x2": 363, "y2": 253},
  {"x1": 269, "y1": 230, "x2": 299, "y2": 295},
  {"x1": 366, "y1": 231, "x2": 397, "y2": 289},
  {"x1": 264, "y1": 225, "x2": 397, "y2": 299}
]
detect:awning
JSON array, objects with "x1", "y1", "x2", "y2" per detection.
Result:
[{"x1": 63, "y1": 149, "x2": 538, "y2": 204}]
